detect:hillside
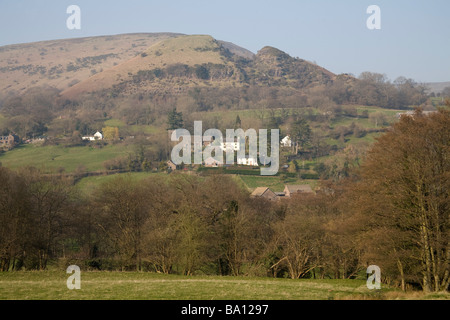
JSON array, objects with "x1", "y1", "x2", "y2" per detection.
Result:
[
  {"x1": 0, "y1": 33, "x2": 432, "y2": 180},
  {"x1": 0, "y1": 33, "x2": 183, "y2": 94},
  {"x1": 60, "y1": 34, "x2": 336, "y2": 99},
  {"x1": 425, "y1": 81, "x2": 450, "y2": 94},
  {"x1": 0, "y1": 32, "x2": 342, "y2": 104},
  {"x1": 60, "y1": 35, "x2": 247, "y2": 99}
]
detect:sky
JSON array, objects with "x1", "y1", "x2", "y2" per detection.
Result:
[{"x1": 0, "y1": 0, "x2": 449, "y2": 83}]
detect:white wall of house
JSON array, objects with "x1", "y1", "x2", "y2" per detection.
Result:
[
  {"x1": 237, "y1": 157, "x2": 258, "y2": 166},
  {"x1": 220, "y1": 141, "x2": 240, "y2": 151},
  {"x1": 82, "y1": 131, "x2": 103, "y2": 141},
  {"x1": 281, "y1": 136, "x2": 291, "y2": 147},
  {"x1": 204, "y1": 157, "x2": 222, "y2": 167}
]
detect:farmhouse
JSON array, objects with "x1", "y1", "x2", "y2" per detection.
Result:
[
  {"x1": 283, "y1": 184, "x2": 314, "y2": 197},
  {"x1": 237, "y1": 156, "x2": 258, "y2": 166},
  {"x1": 281, "y1": 135, "x2": 292, "y2": 147},
  {"x1": 250, "y1": 187, "x2": 278, "y2": 201},
  {"x1": 166, "y1": 160, "x2": 178, "y2": 171},
  {"x1": 252, "y1": 184, "x2": 314, "y2": 201},
  {"x1": 204, "y1": 157, "x2": 223, "y2": 167},
  {"x1": 0, "y1": 134, "x2": 19, "y2": 150},
  {"x1": 82, "y1": 131, "x2": 103, "y2": 141},
  {"x1": 220, "y1": 141, "x2": 240, "y2": 151},
  {"x1": 396, "y1": 110, "x2": 437, "y2": 119}
]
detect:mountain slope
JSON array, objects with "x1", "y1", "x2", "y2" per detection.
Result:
[
  {"x1": 0, "y1": 33, "x2": 183, "y2": 94},
  {"x1": 0, "y1": 33, "x2": 337, "y2": 101},
  {"x1": 60, "y1": 35, "x2": 246, "y2": 99},
  {"x1": 59, "y1": 35, "x2": 336, "y2": 100}
]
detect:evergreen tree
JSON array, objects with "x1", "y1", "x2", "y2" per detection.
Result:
[
  {"x1": 291, "y1": 118, "x2": 311, "y2": 154},
  {"x1": 167, "y1": 108, "x2": 184, "y2": 130},
  {"x1": 235, "y1": 115, "x2": 242, "y2": 129}
]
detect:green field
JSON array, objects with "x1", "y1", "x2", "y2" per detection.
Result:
[
  {"x1": 2, "y1": 271, "x2": 444, "y2": 300},
  {"x1": 0, "y1": 114, "x2": 6, "y2": 128},
  {"x1": 0, "y1": 143, "x2": 133, "y2": 173},
  {"x1": 237, "y1": 175, "x2": 317, "y2": 193},
  {"x1": 74, "y1": 171, "x2": 167, "y2": 195}
]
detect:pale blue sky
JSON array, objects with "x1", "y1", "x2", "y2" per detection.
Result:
[{"x1": 0, "y1": 0, "x2": 449, "y2": 82}]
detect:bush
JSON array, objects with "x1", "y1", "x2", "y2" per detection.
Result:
[
  {"x1": 300, "y1": 173, "x2": 319, "y2": 179},
  {"x1": 195, "y1": 65, "x2": 210, "y2": 80}
]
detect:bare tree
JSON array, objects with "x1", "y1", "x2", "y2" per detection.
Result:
[{"x1": 355, "y1": 108, "x2": 450, "y2": 292}]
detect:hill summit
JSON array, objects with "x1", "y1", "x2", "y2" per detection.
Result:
[{"x1": 0, "y1": 33, "x2": 337, "y2": 100}]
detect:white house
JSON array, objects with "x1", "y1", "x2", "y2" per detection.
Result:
[
  {"x1": 281, "y1": 135, "x2": 292, "y2": 147},
  {"x1": 396, "y1": 110, "x2": 437, "y2": 119},
  {"x1": 82, "y1": 131, "x2": 103, "y2": 141},
  {"x1": 204, "y1": 157, "x2": 223, "y2": 167},
  {"x1": 237, "y1": 157, "x2": 258, "y2": 166},
  {"x1": 94, "y1": 131, "x2": 103, "y2": 140},
  {"x1": 220, "y1": 141, "x2": 240, "y2": 151}
]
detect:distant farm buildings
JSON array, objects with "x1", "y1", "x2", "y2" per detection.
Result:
[
  {"x1": 166, "y1": 160, "x2": 178, "y2": 171},
  {"x1": 82, "y1": 131, "x2": 103, "y2": 141},
  {"x1": 0, "y1": 134, "x2": 19, "y2": 150},
  {"x1": 250, "y1": 187, "x2": 278, "y2": 201},
  {"x1": 281, "y1": 135, "x2": 292, "y2": 147},
  {"x1": 220, "y1": 141, "x2": 240, "y2": 152},
  {"x1": 251, "y1": 184, "x2": 314, "y2": 201},
  {"x1": 237, "y1": 156, "x2": 258, "y2": 166},
  {"x1": 396, "y1": 110, "x2": 437, "y2": 119},
  {"x1": 204, "y1": 157, "x2": 223, "y2": 167},
  {"x1": 283, "y1": 184, "x2": 313, "y2": 197}
]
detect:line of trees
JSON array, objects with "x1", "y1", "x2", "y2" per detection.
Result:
[
  {"x1": 326, "y1": 72, "x2": 428, "y2": 109},
  {"x1": 0, "y1": 70, "x2": 429, "y2": 140},
  {"x1": 0, "y1": 108, "x2": 448, "y2": 292}
]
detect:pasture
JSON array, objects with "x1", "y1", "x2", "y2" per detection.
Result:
[{"x1": 1, "y1": 271, "x2": 438, "y2": 300}]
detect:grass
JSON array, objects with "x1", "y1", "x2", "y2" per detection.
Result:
[
  {"x1": 0, "y1": 143, "x2": 133, "y2": 173},
  {"x1": 0, "y1": 271, "x2": 422, "y2": 300},
  {"x1": 0, "y1": 113, "x2": 6, "y2": 128},
  {"x1": 103, "y1": 118, "x2": 126, "y2": 127},
  {"x1": 1, "y1": 271, "x2": 447, "y2": 300},
  {"x1": 74, "y1": 171, "x2": 167, "y2": 195},
  {"x1": 238, "y1": 175, "x2": 317, "y2": 192}
]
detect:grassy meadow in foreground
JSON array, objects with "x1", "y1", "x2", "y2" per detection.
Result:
[{"x1": 0, "y1": 271, "x2": 448, "y2": 300}]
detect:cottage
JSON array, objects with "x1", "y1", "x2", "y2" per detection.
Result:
[
  {"x1": 166, "y1": 160, "x2": 178, "y2": 171},
  {"x1": 220, "y1": 141, "x2": 240, "y2": 152},
  {"x1": 250, "y1": 187, "x2": 278, "y2": 201},
  {"x1": 0, "y1": 134, "x2": 19, "y2": 150},
  {"x1": 237, "y1": 157, "x2": 258, "y2": 166},
  {"x1": 396, "y1": 110, "x2": 437, "y2": 119},
  {"x1": 281, "y1": 135, "x2": 292, "y2": 147},
  {"x1": 284, "y1": 184, "x2": 314, "y2": 197},
  {"x1": 204, "y1": 157, "x2": 223, "y2": 167},
  {"x1": 94, "y1": 131, "x2": 103, "y2": 140},
  {"x1": 82, "y1": 131, "x2": 103, "y2": 141}
]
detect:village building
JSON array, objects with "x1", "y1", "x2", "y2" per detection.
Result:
[
  {"x1": 220, "y1": 141, "x2": 240, "y2": 152},
  {"x1": 281, "y1": 135, "x2": 292, "y2": 147},
  {"x1": 82, "y1": 131, "x2": 103, "y2": 141},
  {"x1": 396, "y1": 110, "x2": 437, "y2": 119},
  {"x1": 237, "y1": 157, "x2": 258, "y2": 166},
  {"x1": 204, "y1": 157, "x2": 223, "y2": 167},
  {"x1": 250, "y1": 187, "x2": 278, "y2": 201},
  {"x1": 283, "y1": 184, "x2": 314, "y2": 197},
  {"x1": 0, "y1": 134, "x2": 19, "y2": 150},
  {"x1": 251, "y1": 184, "x2": 315, "y2": 201},
  {"x1": 166, "y1": 160, "x2": 178, "y2": 171}
]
